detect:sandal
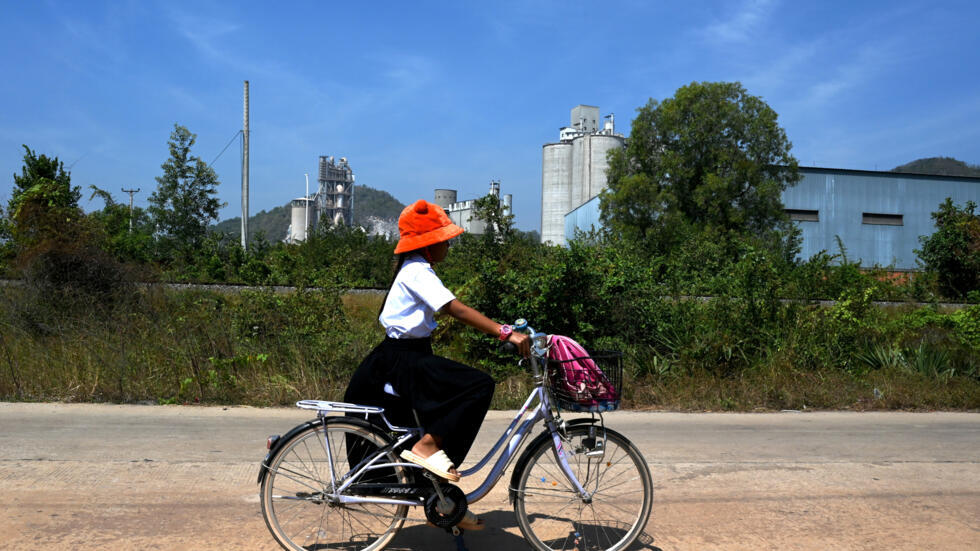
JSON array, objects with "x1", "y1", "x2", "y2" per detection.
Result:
[
  {"x1": 400, "y1": 449, "x2": 461, "y2": 482},
  {"x1": 426, "y1": 511, "x2": 486, "y2": 532},
  {"x1": 456, "y1": 510, "x2": 485, "y2": 531}
]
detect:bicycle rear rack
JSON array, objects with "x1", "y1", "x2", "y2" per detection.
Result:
[{"x1": 296, "y1": 399, "x2": 384, "y2": 416}]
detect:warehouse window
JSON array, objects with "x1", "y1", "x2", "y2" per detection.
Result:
[
  {"x1": 862, "y1": 213, "x2": 903, "y2": 226},
  {"x1": 785, "y1": 209, "x2": 819, "y2": 222}
]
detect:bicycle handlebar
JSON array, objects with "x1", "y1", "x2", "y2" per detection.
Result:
[
  {"x1": 503, "y1": 318, "x2": 551, "y2": 359},
  {"x1": 499, "y1": 341, "x2": 519, "y2": 355}
]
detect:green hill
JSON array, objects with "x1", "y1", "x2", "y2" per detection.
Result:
[
  {"x1": 351, "y1": 185, "x2": 404, "y2": 226},
  {"x1": 892, "y1": 157, "x2": 980, "y2": 177},
  {"x1": 213, "y1": 204, "x2": 290, "y2": 242},
  {"x1": 213, "y1": 185, "x2": 405, "y2": 243}
]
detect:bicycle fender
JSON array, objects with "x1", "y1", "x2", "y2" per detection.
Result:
[
  {"x1": 256, "y1": 415, "x2": 391, "y2": 484},
  {"x1": 257, "y1": 419, "x2": 319, "y2": 484},
  {"x1": 507, "y1": 418, "x2": 598, "y2": 504}
]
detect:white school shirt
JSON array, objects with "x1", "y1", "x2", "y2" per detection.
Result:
[{"x1": 380, "y1": 254, "x2": 455, "y2": 339}]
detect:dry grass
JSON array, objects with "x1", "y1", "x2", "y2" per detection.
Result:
[
  {"x1": 625, "y1": 365, "x2": 979, "y2": 411},
  {"x1": 1, "y1": 287, "x2": 977, "y2": 410}
]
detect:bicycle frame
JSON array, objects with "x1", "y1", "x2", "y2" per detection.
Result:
[{"x1": 297, "y1": 351, "x2": 594, "y2": 509}]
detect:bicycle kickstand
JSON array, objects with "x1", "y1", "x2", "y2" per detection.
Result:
[{"x1": 451, "y1": 526, "x2": 468, "y2": 551}]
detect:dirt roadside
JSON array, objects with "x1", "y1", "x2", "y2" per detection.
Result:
[{"x1": 0, "y1": 403, "x2": 977, "y2": 550}]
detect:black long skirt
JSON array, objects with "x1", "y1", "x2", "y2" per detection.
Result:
[{"x1": 343, "y1": 336, "x2": 495, "y2": 467}]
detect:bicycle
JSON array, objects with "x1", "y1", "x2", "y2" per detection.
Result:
[{"x1": 258, "y1": 319, "x2": 653, "y2": 551}]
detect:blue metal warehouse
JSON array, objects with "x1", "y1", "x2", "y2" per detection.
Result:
[{"x1": 563, "y1": 167, "x2": 980, "y2": 270}]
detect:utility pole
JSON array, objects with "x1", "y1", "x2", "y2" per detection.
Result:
[
  {"x1": 121, "y1": 187, "x2": 140, "y2": 232},
  {"x1": 241, "y1": 80, "x2": 250, "y2": 251}
]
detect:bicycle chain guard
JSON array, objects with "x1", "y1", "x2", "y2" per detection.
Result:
[{"x1": 424, "y1": 484, "x2": 468, "y2": 529}]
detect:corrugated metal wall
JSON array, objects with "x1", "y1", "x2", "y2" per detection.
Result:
[
  {"x1": 784, "y1": 168, "x2": 980, "y2": 269},
  {"x1": 565, "y1": 196, "x2": 603, "y2": 240},
  {"x1": 564, "y1": 168, "x2": 980, "y2": 270}
]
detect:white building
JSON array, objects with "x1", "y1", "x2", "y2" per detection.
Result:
[{"x1": 434, "y1": 181, "x2": 513, "y2": 235}]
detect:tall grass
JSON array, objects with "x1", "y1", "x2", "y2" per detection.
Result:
[
  {"x1": 0, "y1": 286, "x2": 977, "y2": 410},
  {"x1": 0, "y1": 285, "x2": 371, "y2": 404}
]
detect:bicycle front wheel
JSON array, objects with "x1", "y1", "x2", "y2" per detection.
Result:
[
  {"x1": 513, "y1": 425, "x2": 653, "y2": 551},
  {"x1": 260, "y1": 418, "x2": 410, "y2": 551}
]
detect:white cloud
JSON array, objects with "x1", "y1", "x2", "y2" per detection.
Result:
[
  {"x1": 168, "y1": 10, "x2": 243, "y2": 67},
  {"x1": 701, "y1": 0, "x2": 777, "y2": 44}
]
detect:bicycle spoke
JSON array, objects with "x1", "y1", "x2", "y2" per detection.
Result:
[
  {"x1": 515, "y1": 427, "x2": 652, "y2": 551},
  {"x1": 271, "y1": 464, "x2": 326, "y2": 493},
  {"x1": 533, "y1": 457, "x2": 578, "y2": 493},
  {"x1": 276, "y1": 500, "x2": 313, "y2": 532},
  {"x1": 591, "y1": 476, "x2": 644, "y2": 498},
  {"x1": 590, "y1": 498, "x2": 642, "y2": 522},
  {"x1": 293, "y1": 438, "x2": 320, "y2": 485},
  {"x1": 262, "y1": 421, "x2": 409, "y2": 551}
]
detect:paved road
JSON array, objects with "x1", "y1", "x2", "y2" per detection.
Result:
[{"x1": 0, "y1": 403, "x2": 977, "y2": 550}]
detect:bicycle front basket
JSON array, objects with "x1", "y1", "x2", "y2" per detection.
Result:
[{"x1": 546, "y1": 350, "x2": 623, "y2": 413}]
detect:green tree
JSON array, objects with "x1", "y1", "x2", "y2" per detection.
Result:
[
  {"x1": 88, "y1": 186, "x2": 154, "y2": 263},
  {"x1": 472, "y1": 192, "x2": 516, "y2": 245},
  {"x1": 916, "y1": 198, "x2": 980, "y2": 298},
  {"x1": 0, "y1": 202, "x2": 12, "y2": 271},
  {"x1": 5, "y1": 148, "x2": 131, "y2": 309},
  {"x1": 601, "y1": 81, "x2": 801, "y2": 256},
  {"x1": 149, "y1": 125, "x2": 224, "y2": 259},
  {"x1": 8, "y1": 145, "x2": 79, "y2": 217},
  {"x1": 7, "y1": 146, "x2": 82, "y2": 251}
]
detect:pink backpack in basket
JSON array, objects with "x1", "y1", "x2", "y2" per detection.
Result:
[{"x1": 548, "y1": 335, "x2": 618, "y2": 409}]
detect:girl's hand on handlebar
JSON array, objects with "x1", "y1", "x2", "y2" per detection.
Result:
[{"x1": 508, "y1": 332, "x2": 531, "y2": 357}]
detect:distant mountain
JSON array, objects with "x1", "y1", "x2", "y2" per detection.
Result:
[
  {"x1": 891, "y1": 157, "x2": 980, "y2": 177},
  {"x1": 351, "y1": 185, "x2": 404, "y2": 227},
  {"x1": 213, "y1": 185, "x2": 405, "y2": 243},
  {"x1": 214, "y1": 204, "x2": 290, "y2": 242}
]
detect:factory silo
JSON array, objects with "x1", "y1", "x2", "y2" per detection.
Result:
[
  {"x1": 541, "y1": 142, "x2": 573, "y2": 245},
  {"x1": 288, "y1": 198, "x2": 317, "y2": 242},
  {"x1": 434, "y1": 189, "x2": 457, "y2": 209},
  {"x1": 570, "y1": 137, "x2": 589, "y2": 208},
  {"x1": 586, "y1": 134, "x2": 626, "y2": 199},
  {"x1": 540, "y1": 105, "x2": 626, "y2": 245}
]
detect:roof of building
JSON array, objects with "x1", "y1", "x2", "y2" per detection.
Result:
[{"x1": 800, "y1": 166, "x2": 980, "y2": 183}]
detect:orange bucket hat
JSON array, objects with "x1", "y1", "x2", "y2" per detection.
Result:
[{"x1": 394, "y1": 199, "x2": 464, "y2": 254}]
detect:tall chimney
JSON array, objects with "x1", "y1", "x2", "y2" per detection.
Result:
[{"x1": 241, "y1": 80, "x2": 250, "y2": 250}]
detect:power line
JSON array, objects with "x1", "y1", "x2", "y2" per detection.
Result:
[{"x1": 208, "y1": 130, "x2": 243, "y2": 168}]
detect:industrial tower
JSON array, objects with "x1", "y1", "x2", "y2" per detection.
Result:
[{"x1": 317, "y1": 155, "x2": 355, "y2": 227}]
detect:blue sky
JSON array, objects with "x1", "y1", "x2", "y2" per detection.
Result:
[{"x1": 1, "y1": 0, "x2": 978, "y2": 232}]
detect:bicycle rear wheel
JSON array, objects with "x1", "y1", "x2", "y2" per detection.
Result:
[
  {"x1": 260, "y1": 418, "x2": 410, "y2": 551},
  {"x1": 513, "y1": 425, "x2": 653, "y2": 551}
]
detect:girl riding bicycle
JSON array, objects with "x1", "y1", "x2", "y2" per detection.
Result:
[{"x1": 344, "y1": 199, "x2": 530, "y2": 530}]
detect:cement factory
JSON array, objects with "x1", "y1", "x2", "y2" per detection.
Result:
[
  {"x1": 541, "y1": 105, "x2": 625, "y2": 246},
  {"x1": 280, "y1": 102, "x2": 980, "y2": 271},
  {"x1": 286, "y1": 155, "x2": 355, "y2": 243},
  {"x1": 285, "y1": 156, "x2": 513, "y2": 243}
]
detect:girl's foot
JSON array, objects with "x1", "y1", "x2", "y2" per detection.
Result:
[
  {"x1": 411, "y1": 435, "x2": 460, "y2": 478},
  {"x1": 400, "y1": 449, "x2": 460, "y2": 482},
  {"x1": 456, "y1": 510, "x2": 485, "y2": 531}
]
